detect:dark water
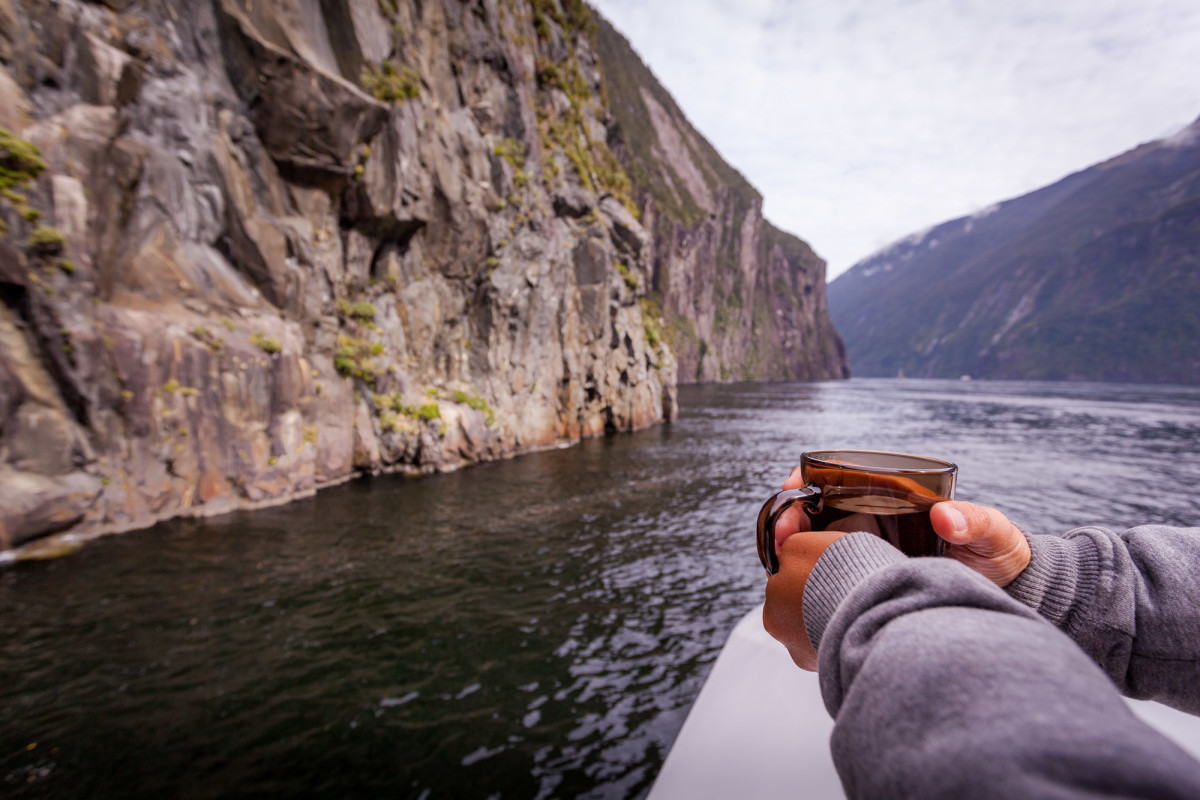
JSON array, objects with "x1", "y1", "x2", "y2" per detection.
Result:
[{"x1": 4, "y1": 379, "x2": 1200, "y2": 798}]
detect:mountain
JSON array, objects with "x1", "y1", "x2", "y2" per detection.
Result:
[
  {"x1": 0, "y1": 0, "x2": 845, "y2": 551},
  {"x1": 594, "y1": 16, "x2": 848, "y2": 383},
  {"x1": 828, "y1": 116, "x2": 1200, "y2": 383}
]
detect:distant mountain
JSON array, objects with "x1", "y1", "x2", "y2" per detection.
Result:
[{"x1": 828, "y1": 117, "x2": 1200, "y2": 383}]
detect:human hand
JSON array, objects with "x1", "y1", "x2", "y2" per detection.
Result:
[
  {"x1": 930, "y1": 501, "x2": 1031, "y2": 587},
  {"x1": 762, "y1": 467, "x2": 848, "y2": 671}
]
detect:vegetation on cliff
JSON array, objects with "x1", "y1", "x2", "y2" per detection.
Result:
[{"x1": 0, "y1": 0, "x2": 680, "y2": 552}]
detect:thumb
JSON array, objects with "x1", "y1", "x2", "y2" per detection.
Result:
[
  {"x1": 931, "y1": 501, "x2": 1023, "y2": 556},
  {"x1": 931, "y1": 500, "x2": 1031, "y2": 587}
]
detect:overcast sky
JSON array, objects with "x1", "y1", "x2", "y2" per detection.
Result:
[{"x1": 588, "y1": 0, "x2": 1200, "y2": 281}]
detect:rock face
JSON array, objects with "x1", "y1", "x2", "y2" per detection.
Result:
[
  {"x1": 0, "y1": 0, "x2": 843, "y2": 552},
  {"x1": 593, "y1": 16, "x2": 848, "y2": 383},
  {"x1": 829, "y1": 116, "x2": 1200, "y2": 383}
]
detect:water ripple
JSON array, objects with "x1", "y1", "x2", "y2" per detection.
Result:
[{"x1": 3, "y1": 379, "x2": 1199, "y2": 798}]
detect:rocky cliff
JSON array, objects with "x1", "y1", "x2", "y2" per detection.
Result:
[
  {"x1": 829, "y1": 116, "x2": 1200, "y2": 383},
  {"x1": 593, "y1": 17, "x2": 847, "y2": 384},
  {"x1": 0, "y1": 0, "x2": 844, "y2": 553}
]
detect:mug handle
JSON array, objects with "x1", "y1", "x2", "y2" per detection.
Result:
[{"x1": 756, "y1": 485, "x2": 823, "y2": 576}]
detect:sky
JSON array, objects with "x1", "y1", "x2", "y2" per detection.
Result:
[{"x1": 588, "y1": 0, "x2": 1200, "y2": 281}]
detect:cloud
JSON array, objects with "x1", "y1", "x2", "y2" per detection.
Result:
[{"x1": 591, "y1": 0, "x2": 1200, "y2": 278}]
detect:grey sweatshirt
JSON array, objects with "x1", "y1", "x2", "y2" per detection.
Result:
[{"x1": 801, "y1": 525, "x2": 1200, "y2": 799}]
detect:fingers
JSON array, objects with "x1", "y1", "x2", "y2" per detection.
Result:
[
  {"x1": 772, "y1": 466, "x2": 812, "y2": 553},
  {"x1": 763, "y1": 530, "x2": 847, "y2": 671},
  {"x1": 782, "y1": 465, "x2": 805, "y2": 490},
  {"x1": 931, "y1": 501, "x2": 1031, "y2": 587}
]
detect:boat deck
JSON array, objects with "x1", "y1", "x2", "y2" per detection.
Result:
[{"x1": 650, "y1": 605, "x2": 1200, "y2": 799}]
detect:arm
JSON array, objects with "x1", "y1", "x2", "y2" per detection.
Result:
[
  {"x1": 933, "y1": 503, "x2": 1200, "y2": 714},
  {"x1": 802, "y1": 533, "x2": 1200, "y2": 799},
  {"x1": 1004, "y1": 524, "x2": 1200, "y2": 713}
]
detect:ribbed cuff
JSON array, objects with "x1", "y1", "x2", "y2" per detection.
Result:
[
  {"x1": 1004, "y1": 532, "x2": 1102, "y2": 628},
  {"x1": 803, "y1": 532, "x2": 908, "y2": 651}
]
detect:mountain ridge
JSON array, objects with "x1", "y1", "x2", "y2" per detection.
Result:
[{"x1": 829, "y1": 115, "x2": 1200, "y2": 383}]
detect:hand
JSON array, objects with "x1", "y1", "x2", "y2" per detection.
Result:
[
  {"x1": 762, "y1": 467, "x2": 847, "y2": 671},
  {"x1": 930, "y1": 501, "x2": 1031, "y2": 587},
  {"x1": 763, "y1": 529, "x2": 847, "y2": 670}
]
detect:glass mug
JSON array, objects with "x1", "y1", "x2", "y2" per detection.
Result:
[{"x1": 756, "y1": 449, "x2": 957, "y2": 575}]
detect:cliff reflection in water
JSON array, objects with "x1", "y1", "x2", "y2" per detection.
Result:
[{"x1": 3, "y1": 380, "x2": 1200, "y2": 799}]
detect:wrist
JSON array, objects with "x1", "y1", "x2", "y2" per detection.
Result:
[{"x1": 802, "y1": 532, "x2": 908, "y2": 651}]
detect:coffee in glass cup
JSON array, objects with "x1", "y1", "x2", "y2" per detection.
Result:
[{"x1": 756, "y1": 449, "x2": 957, "y2": 575}]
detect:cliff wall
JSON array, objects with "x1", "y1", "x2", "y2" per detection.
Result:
[
  {"x1": 0, "y1": 0, "x2": 847, "y2": 554},
  {"x1": 593, "y1": 16, "x2": 848, "y2": 383},
  {"x1": 0, "y1": 0, "x2": 677, "y2": 550}
]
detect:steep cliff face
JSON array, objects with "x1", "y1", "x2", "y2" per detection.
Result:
[
  {"x1": 593, "y1": 16, "x2": 848, "y2": 383},
  {"x1": 0, "y1": 0, "x2": 679, "y2": 550},
  {"x1": 830, "y1": 116, "x2": 1200, "y2": 383}
]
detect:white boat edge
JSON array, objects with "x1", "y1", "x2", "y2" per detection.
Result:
[{"x1": 648, "y1": 604, "x2": 1200, "y2": 800}]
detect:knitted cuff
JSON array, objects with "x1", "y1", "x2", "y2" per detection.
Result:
[
  {"x1": 1004, "y1": 532, "x2": 1102, "y2": 628},
  {"x1": 803, "y1": 532, "x2": 908, "y2": 651}
]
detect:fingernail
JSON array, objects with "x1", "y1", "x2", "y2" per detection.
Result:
[{"x1": 945, "y1": 505, "x2": 967, "y2": 536}]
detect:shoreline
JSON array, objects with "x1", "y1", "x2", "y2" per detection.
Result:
[{"x1": 1, "y1": 424, "x2": 664, "y2": 565}]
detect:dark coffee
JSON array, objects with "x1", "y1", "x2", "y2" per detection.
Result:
[
  {"x1": 757, "y1": 449, "x2": 957, "y2": 575},
  {"x1": 808, "y1": 492, "x2": 944, "y2": 558}
]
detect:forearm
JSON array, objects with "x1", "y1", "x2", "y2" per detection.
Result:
[
  {"x1": 1005, "y1": 525, "x2": 1200, "y2": 712},
  {"x1": 806, "y1": 533, "x2": 1200, "y2": 799}
]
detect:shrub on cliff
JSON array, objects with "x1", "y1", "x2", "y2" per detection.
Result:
[
  {"x1": 361, "y1": 61, "x2": 420, "y2": 103},
  {"x1": 0, "y1": 128, "x2": 45, "y2": 192}
]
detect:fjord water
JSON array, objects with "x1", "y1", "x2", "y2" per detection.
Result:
[{"x1": 4, "y1": 379, "x2": 1200, "y2": 798}]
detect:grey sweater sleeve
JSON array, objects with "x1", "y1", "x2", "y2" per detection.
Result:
[
  {"x1": 1004, "y1": 525, "x2": 1200, "y2": 713},
  {"x1": 803, "y1": 532, "x2": 1200, "y2": 800}
]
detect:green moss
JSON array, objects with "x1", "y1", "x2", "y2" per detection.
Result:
[
  {"x1": 416, "y1": 403, "x2": 440, "y2": 421},
  {"x1": 58, "y1": 258, "x2": 75, "y2": 275},
  {"x1": 615, "y1": 261, "x2": 639, "y2": 291},
  {"x1": 334, "y1": 334, "x2": 380, "y2": 385},
  {"x1": 378, "y1": 409, "x2": 399, "y2": 433},
  {"x1": 250, "y1": 332, "x2": 282, "y2": 354},
  {"x1": 452, "y1": 389, "x2": 495, "y2": 426},
  {"x1": 361, "y1": 61, "x2": 420, "y2": 103},
  {"x1": 0, "y1": 128, "x2": 46, "y2": 193},
  {"x1": 336, "y1": 298, "x2": 377, "y2": 324},
  {"x1": 640, "y1": 297, "x2": 663, "y2": 350},
  {"x1": 190, "y1": 325, "x2": 225, "y2": 351},
  {"x1": 27, "y1": 226, "x2": 65, "y2": 255},
  {"x1": 303, "y1": 424, "x2": 319, "y2": 444},
  {"x1": 163, "y1": 379, "x2": 181, "y2": 393},
  {"x1": 495, "y1": 137, "x2": 526, "y2": 169}
]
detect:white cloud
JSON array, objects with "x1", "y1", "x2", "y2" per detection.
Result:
[{"x1": 590, "y1": 0, "x2": 1200, "y2": 279}]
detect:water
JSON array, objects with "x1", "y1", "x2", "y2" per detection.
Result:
[{"x1": 3, "y1": 379, "x2": 1200, "y2": 798}]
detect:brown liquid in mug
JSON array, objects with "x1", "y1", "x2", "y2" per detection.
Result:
[{"x1": 807, "y1": 490, "x2": 944, "y2": 558}]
